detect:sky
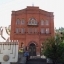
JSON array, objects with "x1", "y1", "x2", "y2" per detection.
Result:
[{"x1": 0, "y1": 0, "x2": 64, "y2": 29}]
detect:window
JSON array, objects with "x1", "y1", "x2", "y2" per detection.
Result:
[
  {"x1": 28, "y1": 28, "x2": 38, "y2": 34},
  {"x1": 41, "y1": 28, "x2": 45, "y2": 34},
  {"x1": 21, "y1": 19, "x2": 25, "y2": 25},
  {"x1": 28, "y1": 28, "x2": 32, "y2": 34},
  {"x1": 21, "y1": 28, "x2": 25, "y2": 34},
  {"x1": 32, "y1": 28, "x2": 34, "y2": 33},
  {"x1": 28, "y1": 18, "x2": 38, "y2": 25},
  {"x1": 16, "y1": 19, "x2": 21, "y2": 25},
  {"x1": 15, "y1": 28, "x2": 20, "y2": 33},
  {"x1": 45, "y1": 20, "x2": 49, "y2": 25},
  {"x1": 41, "y1": 20, "x2": 45, "y2": 25},
  {"x1": 34, "y1": 28, "x2": 37, "y2": 33},
  {"x1": 46, "y1": 28, "x2": 50, "y2": 34}
]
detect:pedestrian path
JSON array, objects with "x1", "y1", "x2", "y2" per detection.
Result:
[
  {"x1": 11, "y1": 52, "x2": 27, "y2": 64},
  {"x1": 26, "y1": 58, "x2": 47, "y2": 64}
]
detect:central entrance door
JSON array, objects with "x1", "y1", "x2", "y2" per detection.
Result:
[{"x1": 29, "y1": 43, "x2": 36, "y2": 56}]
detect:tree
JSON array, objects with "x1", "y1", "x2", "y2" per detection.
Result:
[{"x1": 43, "y1": 36, "x2": 64, "y2": 64}]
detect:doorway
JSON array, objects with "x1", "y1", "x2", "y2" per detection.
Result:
[{"x1": 29, "y1": 43, "x2": 36, "y2": 56}]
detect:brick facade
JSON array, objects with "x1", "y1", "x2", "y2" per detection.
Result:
[{"x1": 10, "y1": 6, "x2": 54, "y2": 56}]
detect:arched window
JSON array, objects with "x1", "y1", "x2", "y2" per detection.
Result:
[
  {"x1": 28, "y1": 28, "x2": 32, "y2": 34},
  {"x1": 21, "y1": 28, "x2": 25, "y2": 34},
  {"x1": 46, "y1": 28, "x2": 50, "y2": 34},
  {"x1": 28, "y1": 18, "x2": 38, "y2": 25},
  {"x1": 15, "y1": 28, "x2": 20, "y2": 33},
  {"x1": 41, "y1": 28, "x2": 45, "y2": 34},
  {"x1": 21, "y1": 19, "x2": 25, "y2": 25},
  {"x1": 16, "y1": 19, "x2": 21, "y2": 25},
  {"x1": 41, "y1": 20, "x2": 45, "y2": 25},
  {"x1": 34, "y1": 28, "x2": 37, "y2": 33},
  {"x1": 45, "y1": 20, "x2": 49, "y2": 25}
]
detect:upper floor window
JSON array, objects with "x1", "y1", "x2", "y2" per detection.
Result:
[
  {"x1": 15, "y1": 28, "x2": 25, "y2": 34},
  {"x1": 34, "y1": 28, "x2": 37, "y2": 33},
  {"x1": 41, "y1": 20, "x2": 45, "y2": 25},
  {"x1": 28, "y1": 28, "x2": 32, "y2": 34},
  {"x1": 28, "y1": 18, "x2": 38, "y2": 25},
  {"x1": 41, "y1": 28, "x2": 45, "y2": 34},
  {"x1": 15, "y1": 28, "x2": 20, "y2": 33},
  {"x1": 21, "y1": 28, "x2": 25, "y2": 34},
  {"x1": 46, "y1": 28, "x2": 50, "y2": 34},
  {"x1": 16, "y1": 19, "x2": 21, "y2": 25},
  {"x1": 32, "y1": 28, "x2": 34, "y2": 33},
  {"x1": 28, "y1": 28, "x2": 38, "y2": 34},
  {"x1": 21, "y1": 19, "x2": 25, "y2": 25},
  {"x1": 45, "y1": 20, "x2": 49, "y2": 25}
]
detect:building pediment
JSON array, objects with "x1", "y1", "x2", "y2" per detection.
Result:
[{"x1": 12, "y1": 6, "x2": 53, "y2": 17}]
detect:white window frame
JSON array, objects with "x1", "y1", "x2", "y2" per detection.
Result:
[
  {"x1": 28, "y1": 28, "x2": 32, "y2": 34},
  {"x1": 41, "y1": 28, "x2": 45, "y2": 34},
  {"x1": 34, "y1": 28, "x2": 37, "y2": 33},
  {"x1": 21, "y1": 19, "x2": 25, "y2": 25},
  {"x1": 45, "y1": 20, "x2": 49, "y2": 25},
  {"x1": 41, "y1": 20, "x2": 45, "y2": 25},
  {"x1": 46, "y1": 28, "x2": 50, "y2": 34},
  {"x1": 21, "y1": 28, "x2": 25, "y2": 34},
  {"x1": 28, "y1": 18, "x2": 38, "y2": 25},
  {"x1": 16, "y1": 19, "x2": 21, "y2": 25},
  {"x1": 15, "y1": 28, "x2": 20, "y2": 33}
]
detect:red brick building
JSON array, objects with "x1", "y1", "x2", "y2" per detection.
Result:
[{"x1": 10, "y1": 6, "x2": 54, "y2": 56}]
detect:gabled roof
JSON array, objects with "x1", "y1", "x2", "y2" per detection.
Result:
[{"x1": 12, "y1": 6, "x2": 54, "y2": 17}]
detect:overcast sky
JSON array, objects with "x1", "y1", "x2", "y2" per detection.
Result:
[{"x1": 0, "y1": 0, "x2": 64, "y2": 29}]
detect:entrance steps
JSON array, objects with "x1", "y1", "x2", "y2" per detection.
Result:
[
  {"x1": 26, "y1": 58, "x2": 47, "y2": 64},
  {"x1": 30, "y1": 56, "x2": 41, "y2": 59},
  {"x1": 30, "y1": 55, "x2": 46, "y2": 59}
]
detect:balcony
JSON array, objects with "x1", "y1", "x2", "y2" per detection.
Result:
[
  {"x1": 27, "y1": 22, "x2": 38, "y2": 26},
  {"x1": 27, "y1": 18, "x2": 38, "y2": 26}
]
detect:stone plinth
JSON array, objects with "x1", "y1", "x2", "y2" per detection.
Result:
[{"x1": 0, "y1": 42, "x2": 18, "y2": 64}]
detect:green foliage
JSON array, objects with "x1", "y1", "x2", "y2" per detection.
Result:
[
  {"x1": 57, "y1": 42, "x2": 64, "y2": 63},
  {"x1": 19, "y1": 48, "x2": 23, "y2": 53},
  {"x1": 43, "y1": 36, "x2": 64, "y2": 63}
]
